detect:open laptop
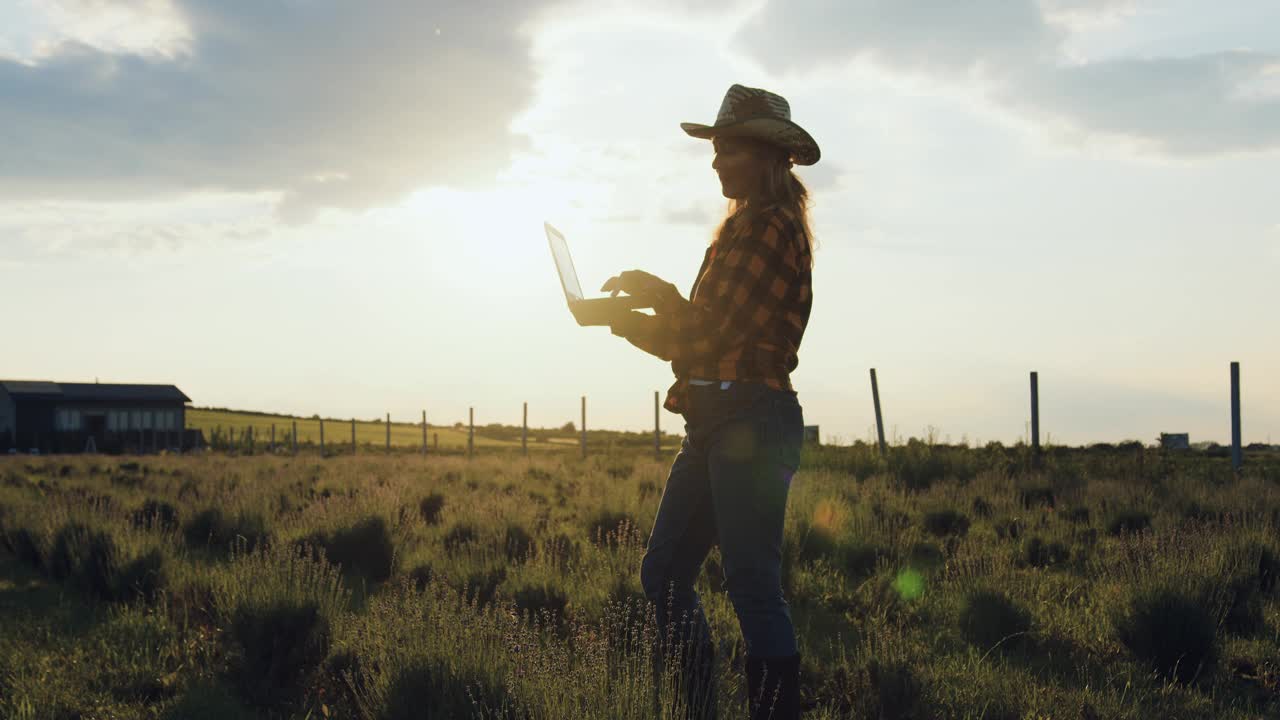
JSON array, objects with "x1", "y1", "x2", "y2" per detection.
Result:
[{"x1": 545, "y1": 221, "x2": 651, "y2": 326}]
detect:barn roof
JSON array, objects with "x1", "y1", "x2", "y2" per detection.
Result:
[{"x1": 0, "y1": 380, "x2": 190, "y2": 403}]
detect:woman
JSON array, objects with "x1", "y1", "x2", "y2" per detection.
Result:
[{"x1": 601, "y1": 83, "x2": 818, "y2": 720}]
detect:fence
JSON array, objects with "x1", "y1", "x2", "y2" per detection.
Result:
[{"x1": 2, "y1": 363, "x2": 1257, "y2": 470}]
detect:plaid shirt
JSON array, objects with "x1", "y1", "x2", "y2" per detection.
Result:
[{"x1": 618, "y1": 206, "x2": 813, "y2": 415}]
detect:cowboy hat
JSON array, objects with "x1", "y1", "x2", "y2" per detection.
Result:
[{"x1": 681, "y1": 84, "x2": 820, "y2": 166}]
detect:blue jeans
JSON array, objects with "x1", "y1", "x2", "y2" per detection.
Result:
[{"x1": 641, "y1": 381, "x2": 804, "y2": 665}]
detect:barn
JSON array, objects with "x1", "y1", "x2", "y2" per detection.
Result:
[{"x1": 0, "y1": 380, "x2": 193, "y2": 454}]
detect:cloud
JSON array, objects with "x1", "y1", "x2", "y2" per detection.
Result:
[
  {"x1": 1004, "y1": 51, "x2": 1280, "y2": 155},
  {"x1": 731, "y1": 0, "x2": 1059, "y2": 79},
  {"x1": 730, "y1": 0, "x2": 1280, "y2": 156},
  {"x1": 0, "y1": 0, "x2": 557, "y2": 220}
]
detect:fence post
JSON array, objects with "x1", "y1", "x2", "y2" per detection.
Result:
[
  {"x1": 581, "y1": 395, "x2": 587, "y2": 460},
  {"x1": 654, "y1": 391, "x2": 661, "y2": 460},
  {"x1": 422, "y1": 410, "x2": 428, "y2": 456},
  {"x1": 352, "y1": 418, "x2": 357, "y2": 453},
  {"x1": 1231, "y1": 361, "x2": 1242, "y2": 473},
  {"x1": 468, "y1": 407, "x2": 474, "y2": 459},
  {"x1": 248, "y1": 426, "x2": 254, "y2": 455},
  {"x1": 522, "y1": 402, "x2": 528, "y2": 456},
  {"x1": 870, "y1": 368, "x2": 887, "y2": 457},
  {"x1": 386, "y1": 412, "x2": 391, "y2": 454},
  {"x1": 434, "y1": 432, "x2": 438, "y2": 451},
  {"x1": 1030, "y1": 371, "x2": 1041, "y2": 467},
  {"x1": 319, "y1": 418, "x2": 325, "y2": 454},
  {"x1": 292, "y1": 421, "x2": 298, "y2": 455},
  {"x1": 270, "y1": 423, "x2": 276, "y2": 454}
]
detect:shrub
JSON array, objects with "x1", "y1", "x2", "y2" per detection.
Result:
[
  {"x1": 418, "y1": 492, "x2": 446, "y2": 525},
  {"x1": 958, "y1": 590, "x2": 1031, "y2": 653},
  {"x1": 1106, "y1": 510, "x2": 1152, "y2": 536},
  {"x1": 117, "y1": 548, "x2": 168, "y2": 602},
  {"x1": 1017, "y1": 484, "x2": 1056, "y2": 509},
  {"x1": 183, "y1": 508, "x2": 271, "y2": 552},
  {"x1": 538, "y1": 532, "x2": 580, "y2": 567},
  {"x1": 408, "y1": 563, "x2": 435, "y2": 590},
  {"x1": 1222, "y1": 575, "x2": 1265, "y2": 637},
  {"x1": 4, "y1": 526, "x2": 45, "y2": 570},
  {"x1": 587, "y1": 510, "x2": 638, "y2": 546},
  {"x1": 380, "y1": 661, "x2": 513, "y2": 720},
  {"x1": 794, "y1": 523, "x2": 839, "y2": 564},
  {"x1": 442, "y1": 523, "x2": 478, "y2": 554},
  {"x1": 994, "y1": 518, "x2": 1023, "y2": 541},
  {"x1": 132, "y1": 499, "x2": 179, "y2": 531},
  {"x1": 604, "y1": 461, "x2": 634, "y2": 480},
  {"x1": 322, "y1": 516, "x2": 396, "y2": 583},
  {"x1": 1115, "y1": 586, "x2": 1216, "y2": 684},
  {"x1": 463, "y1": 567, "x2": 506, "y2": 607},
  {"x1": 1239, "y1": 540, "x2": 1279, "y2": 595},
  {"x1": 231, "y1": 600, "x2": 331, "y2": 707},
  {"x1": 162, "y1": 682, "x2": 258, "y2": 720},
  {"x1": 1022, "y1": 536, "x2": 1069, "y2": 569},
  {"x1": 48, "y1": 522, "x2": 120, "y2": 600},
  {"x1": 1065, "y1": 506, "x2": 1091, "y2": 525},
  {"x1": 47, "y1": 522, "x2": 164, "y2": 602},
  {"x1": 970, "y1": 497, "x2": 993, "y2": 518},
  {"x1": 502, "y1": 524, "x2": 534, "y2": 563},
  {"x1": 810, "y1": 657, "x2": 922, "y2": 720},
  {"x1": 840, "y1": 542, "x2": 881, "y2": 581},
  {"x1": 922, "y1": 509, "x2": 969, "y2": 538},
  {"x1": 906, "y1": 542, "x2": 944, "y2": 572},
  {"x1": 512, "y1": 583, "x2": 569, "y2": 624}
]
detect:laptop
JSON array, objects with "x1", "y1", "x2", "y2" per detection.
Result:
[{"x1": 545, "y1": 221, "x2": 651, "y2": 326}]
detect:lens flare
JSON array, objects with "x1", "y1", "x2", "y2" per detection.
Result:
[{"x1": 893, "y1": 569, "x2": 925, "y2": 600}]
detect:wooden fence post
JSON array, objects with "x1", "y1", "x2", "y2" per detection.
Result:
[
  {"x1": 319, "y1": 418, "x2": 325, "y2": 454},
  {"x1": 522, "y1": 402, "x2": 528, "y2": 456},
  {"x1": 352, "y1": 418, "x2": 357, "y2": 453},
  {"x1": 1231, "y1": 361, "x2": 1243, "y2": 473},
  {"x1": 581, "y1": 395, "x2": 587, "y2": 460},
  {"x1": 654, "y1": 390, "x2": 661, "y2": 460},
  {"x1": 292, "y1": 421, "x2": 298, "y2": 455},
  {"x1": 870, "y1": 368, "x2": 887, "y2": 457},
  {"x1": 270, "y1": 423, "x2": 276, "y2": 454},
  {"x1": 386, "y1": 412, "x2": 391, "y2": 454},
  {"x1": 247, "y1": 426, "x2": 254, "y2": 455},
  {"x1": 434, "y1": 432, "x2": 438, "y2": 451},
  {"x1": 468, "y1": 407, "x2": 474, "y2": 459},
  {"x1": 422, "y1": 410, "x2": 428, "y2": 456},
  {"x1": 1030, "y1": 371, "x2": 1040, "y2": 467}
]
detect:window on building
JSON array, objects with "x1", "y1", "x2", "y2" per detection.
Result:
[{"x1": 130, "y1": 410, "x2": 141, "y2": 430}]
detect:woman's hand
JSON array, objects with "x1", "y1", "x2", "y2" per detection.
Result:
[
  {"x1": 607, "y1": 310, "x2": 651, "y2": 338},
  {"x1": 600, "y1": 270, "x2": 685, "y2": 311}
]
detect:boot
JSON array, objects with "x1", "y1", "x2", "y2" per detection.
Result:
[{"x1": 745, "y1": 653, "x2": 800, "y2": 720}]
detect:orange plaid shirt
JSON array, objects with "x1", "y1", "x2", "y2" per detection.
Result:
[{"x1": 618, "y1": 206, "x2": 813, "y2": 415}]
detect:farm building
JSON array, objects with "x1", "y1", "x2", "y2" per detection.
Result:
[{"x1": 0, "y1": 380, "x2": 193, "y2": 454}]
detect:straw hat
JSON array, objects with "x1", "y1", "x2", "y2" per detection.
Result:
[{"x1": 681, "y1": 84, "x2": 820, "y2": 166}]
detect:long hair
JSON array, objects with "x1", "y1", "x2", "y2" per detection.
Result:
[{"x1": 712, "y1": 140, "x2": 817, "y2": 270}]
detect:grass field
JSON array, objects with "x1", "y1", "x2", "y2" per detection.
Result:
[{"x1": 1, "y1": 442, "x2": 1278, "y2": 718}]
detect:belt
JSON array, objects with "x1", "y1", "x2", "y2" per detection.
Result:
[{"x1": 689, "y1": 378, "x2": 733, "y2": 389}]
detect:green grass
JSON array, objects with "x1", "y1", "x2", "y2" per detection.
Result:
[{"x1": 1, "y1": 443, "x2": 1278, "y2": 718}]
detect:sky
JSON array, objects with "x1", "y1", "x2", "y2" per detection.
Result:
[{"x1": 1, "y1": 0, "x2": 1277, "y2": 446}]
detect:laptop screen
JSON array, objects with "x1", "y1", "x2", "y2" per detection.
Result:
[{"x1": 544, "y1": 222, "x2": 584, "y2": 302}]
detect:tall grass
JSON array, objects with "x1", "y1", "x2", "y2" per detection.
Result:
[{"x1": 0, "y1": 445, "x2": 1278, "y2": 718}]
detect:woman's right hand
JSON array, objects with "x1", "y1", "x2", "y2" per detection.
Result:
[{"x1": 601, "y1": 270, "x2": 685, "y2": 312}]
